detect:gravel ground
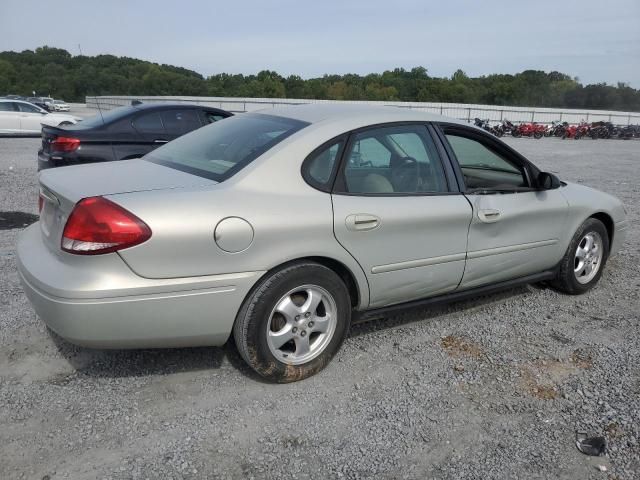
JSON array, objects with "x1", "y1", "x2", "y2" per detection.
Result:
[{"x1": 0, "y1": 135, "x2": 638, "y2": 479}]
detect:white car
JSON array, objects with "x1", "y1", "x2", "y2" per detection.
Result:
[
  {"x1": 52, "y1": 100, "x2": 70, "y2": 112},
  {"x1": 0, "y1": 100, "x2": 80, "y2": 135}
]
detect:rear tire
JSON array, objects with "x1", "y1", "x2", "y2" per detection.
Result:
[
  {"x1": 551, "y1": 218, "x2": 609, "y2": 295},
  {"x1": 233, "y1": 262, "x2": 351, "y2": 382}
]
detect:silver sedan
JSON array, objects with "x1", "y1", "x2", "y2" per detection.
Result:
[{"x1": 17, "y1": 105, "x2": 628, "y2": 382}]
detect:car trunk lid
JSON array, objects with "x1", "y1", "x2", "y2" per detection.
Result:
[{"x1": 38, "y1": 159, "x2": 216, "y2": 253}]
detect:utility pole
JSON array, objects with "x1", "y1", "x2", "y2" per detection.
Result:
[{"x1": 78, "y1": 44, "x2": 83, "y2": 56}]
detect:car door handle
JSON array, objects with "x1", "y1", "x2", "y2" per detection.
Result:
[
  {"x1": 153, "y1": 139, "x2": 168, "y2": 144},
  {"x1": 346, "y1": 214, "x2": 381, "y2": 231},
  {"x1": 478, "y1": 209, "x2": 501, "y2": 223}
]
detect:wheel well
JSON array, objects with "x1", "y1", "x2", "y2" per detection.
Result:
[
  {"x1": 590, "y1": 212, "x2": 614, "y2": 245},
  {"x1": 264, "y1": 257, "x2": 360, "y2": 309},
  {"x1": 307, "y1": 257, "x2": 360, "y2": 308}
]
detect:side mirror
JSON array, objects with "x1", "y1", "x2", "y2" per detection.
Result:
[{"x1": 537, "y1": 171, "x2": 561, "y2": 190}]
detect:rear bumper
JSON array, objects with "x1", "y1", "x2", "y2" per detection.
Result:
[
  {"x1": 17, "y1": 223, "x2": 263, "y2": 348},
  {"x1": 38, "y1": 150, "x2": 80, "y2": 171}
]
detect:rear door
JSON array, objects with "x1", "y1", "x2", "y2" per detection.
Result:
[
  {"x1": 438, "y1": 124, "x2": 568, "y2": 289},
  {"x1": 329, "y1": 123, "x2": 472, "y2": 308},
  {"x1": 128, "y1": 111, "x2": 167, "y2": 158},
  {"x1": 0, "y1": 102, "x2": 20, "y2": 133}
]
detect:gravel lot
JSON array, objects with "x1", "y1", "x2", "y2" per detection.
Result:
[{"x1": 0, "y1": 134, "x2": 638, "y2": 479}]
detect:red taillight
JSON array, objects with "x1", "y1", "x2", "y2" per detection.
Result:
[
  {"x1": 61, "y1": 197, "x2": 151, "y2": 255},
  {"x1": 51, "y1": 136, "x2": 80, "y2": 152},
  {"x1": 38, "y1": 193, "x2": 44, "y2": 213}
]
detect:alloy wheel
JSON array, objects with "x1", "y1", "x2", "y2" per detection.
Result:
[
  {"x1": 574, "y1": 231, "x2": 603, "y2": 284},
  {"x1": 266, "y1": 285, "x2": 338, "y2": 365}
]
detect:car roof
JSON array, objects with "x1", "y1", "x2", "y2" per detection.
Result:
[
  {"x1": 258, "y1": 103, "x2": 467, "y2": 127},
  {"x1": 124, "y1": 102, "x2": 220, "y2": 112},
  {"x1": 0, "y1": 99, "x2": 33, "y2": 105}
]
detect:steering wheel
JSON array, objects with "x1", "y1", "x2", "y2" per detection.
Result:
[{"x1": 390, "y1": 156, "x2": 419, "y2": 193}]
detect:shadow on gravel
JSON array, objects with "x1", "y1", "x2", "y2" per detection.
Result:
[
  {"x1": 0, "y1": 211, "x2": 39, "y2": 230},
  {"x1": 349, "y1": 285, "x2": 538, "y2": 338},
  {"x1": 48, "y1": 328, "x2": 272, "y2": 383},
  {"x1": 47, "y1": 284, "x2": 543, "y2": 381}
]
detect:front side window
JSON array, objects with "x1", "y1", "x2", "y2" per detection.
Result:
[
  {"x1": 341, "y1": 125, "x2": 448, "y2": 194},
  {"x1": 203, "y1": 112, "x2": 227, "y2": 124},
  {"x1": 161, "y1": 110, "x2": 201, "y2": 135},
  {"x1": 133, "y1": 112, "x2": 164, "y2": 134},
  {"x1": 445, "y1": 133, "x2": 528, "y2": 191},
  {"x1": 147, "y1": 113, "x2": 308, "y2": 182}
]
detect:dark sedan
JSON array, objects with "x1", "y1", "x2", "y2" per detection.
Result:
[{"x1": 38, "y1": 103, "x2": 232, "y2": 170}]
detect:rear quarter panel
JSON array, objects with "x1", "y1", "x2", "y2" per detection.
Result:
[{"x1": 112, "y1": 128, "x2": 372, "y2": 308}]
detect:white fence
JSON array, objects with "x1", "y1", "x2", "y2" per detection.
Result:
[{"x1": 86, "y1": 96, "x2": 640, "y2": 125}]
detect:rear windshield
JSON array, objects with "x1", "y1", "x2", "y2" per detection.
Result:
[
  {"x1": 76, "y1": 106, "x2": 137, "y2": 128},
  {"x1": 146, "y1": 113, "x2": 308, "y2": 181}
]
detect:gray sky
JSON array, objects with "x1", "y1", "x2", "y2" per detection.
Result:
[{"x1": 1, "y1": 0, "x2": 639, "y2": 87}]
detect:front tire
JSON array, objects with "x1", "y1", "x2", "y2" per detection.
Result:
[
  {"x1": 551, "y1": 218, "x2": 609, "y2": 295},
  {"x1": 233, "y1": 262, "x2": 351, "y2": 382}
]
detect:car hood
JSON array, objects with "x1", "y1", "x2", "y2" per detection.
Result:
[{"x1": 39, "y1": 159, "x2": 217, "y2": 205}]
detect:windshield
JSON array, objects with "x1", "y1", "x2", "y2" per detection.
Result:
[
  {"x1": 54, "y1": 100, "x2": 65, "y2": 104},
  {"x1": 146, "y1": 113, "x2": 308, "y2": 181}
]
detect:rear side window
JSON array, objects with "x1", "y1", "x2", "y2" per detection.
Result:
[
  {"x1": 161, "y1": 110, "x2": 201, "y2": 135},
  {"x1": 147, "y1": 113, "x2": 308, "y2": 182},
  {"x1": 0, "y1": 102, "x2": 16, "y2": 111},
  {"x1": 17, "y1": 103, "x2": 41, "y2": 113},
  {"x1": 340, "y1": 125, "x2": 448, "y2": 194},
  {"x1": 73, "y1": 106, "x2": 138, "y2": 128},
  {"x1": 303, "y1": 140, "x2": 343, "y2": 191},
  {"x1": 133, "y1": 112, "x2": 164, "y2": 134}
]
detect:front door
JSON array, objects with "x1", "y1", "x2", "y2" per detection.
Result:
[
  {"x1": 16, "y1": 102, "x2": 47, "y2": 132},
  {"x1": 440, "y1": 127, "x2": 568, "y2": 289},
  {"x1": 331, "y1": 124, "x2": 472, "y2": 308}
]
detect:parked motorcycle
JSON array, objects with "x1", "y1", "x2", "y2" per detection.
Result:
[
  {"x1": 546, "y1": 121, "x2": 567, "y2": 137},
  {"x1": 617, "y1": 124, "x2": 638, "y2": 139},
  {"x1": 589, "y1": 122, "x2": 611, "y2": 139},
  {"x1": 575, "y1": 122, "x2": 590, "y2": 139},
  {"x1": 561, "y1": 122, "x2": 589, "y2": 139},
  {"x1": 474, "y1": 118, "x2": 504, "y2": 137},
  {"x1": 512, "y1": 122, "x2": 545, "y2": 139}
]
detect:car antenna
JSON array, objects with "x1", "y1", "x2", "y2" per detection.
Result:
[{"x1": 95, "y1": 96, "x2": 105, "y2": 125}]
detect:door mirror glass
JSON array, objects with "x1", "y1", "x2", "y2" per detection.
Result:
[{"x1": 537, "y1": 172, "x2": 561, "y2": 190}]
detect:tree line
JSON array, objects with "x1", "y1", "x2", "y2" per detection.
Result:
[{"x1": 1, "y1": 46, "x2": 639, "y2": 112}]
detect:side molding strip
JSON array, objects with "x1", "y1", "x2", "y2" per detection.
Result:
[
  {"x1": 371, "y1": 252, "x2": 466, "y2": 274},
  {"x1": 467, "y1": 239, "x2": 558, "y2": 260}
]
